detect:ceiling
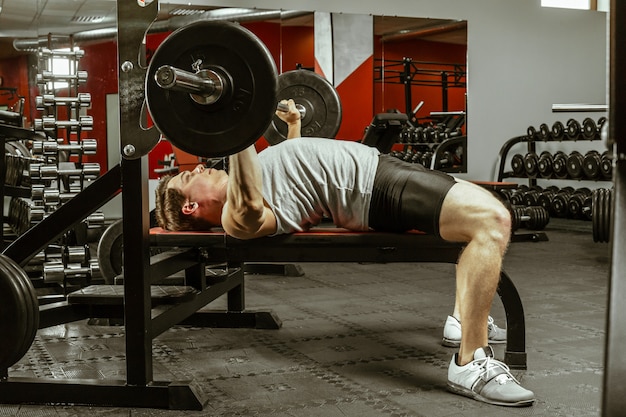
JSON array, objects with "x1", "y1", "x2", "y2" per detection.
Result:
[{"x1": 0, "y1": 0, "x2": 466, "y2": 59}]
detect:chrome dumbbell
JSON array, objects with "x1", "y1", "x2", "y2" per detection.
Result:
[
  {"x1": 36, "y1": 93, "x2": 91, "y2": 109},
  {"x1": 33, "y1": 116, "x2": 93, "y2": 132},
  {"x1": 32, "y1": 138, "x2": 97, "y2": 156}
]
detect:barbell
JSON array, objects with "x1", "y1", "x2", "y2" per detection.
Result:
[{"x1": 145, "y1": 21, "x2": 342, "y2": 157}]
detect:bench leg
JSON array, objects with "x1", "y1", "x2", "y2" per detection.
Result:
[
  {"x1": 496, "y1": 270, "x2": 527, "y2": 369},
  {"x1": 180, "y1": 265, "x2": 282, "y2": 329}
]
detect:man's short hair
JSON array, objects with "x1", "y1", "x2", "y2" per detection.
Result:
[{"x1": 154, "y1": 175, "x2": 214, "y2": 231}]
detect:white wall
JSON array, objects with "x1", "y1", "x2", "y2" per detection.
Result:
[{"x1": 165, "y1": 0, "x2": 608, "y2": 181}]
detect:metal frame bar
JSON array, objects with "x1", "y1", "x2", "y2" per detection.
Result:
[{"x1": 603, "y1": 1, "x2": 626, "y2": 415}]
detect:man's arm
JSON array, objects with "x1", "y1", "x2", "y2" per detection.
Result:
[
  {"x1": 276, "y1": 99, "x2": 301, "y2": 139},
  {"x1": 221, "y1": 145, "x2": 277, "y2": 239}
]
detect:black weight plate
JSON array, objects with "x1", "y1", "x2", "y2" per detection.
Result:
[
  {"x1": 539, "y1": 123, "x2": 551, "y2": 140},
  {"x1": 582, "y1": 117, "x2": 597, "y2": 140},
  {"x1": 566, "y1": 119, "x2": 581, "y2": 140},
  {"x1": 583, "y1": 153, "x2": 601, "y2": 179},
  {"x1": 0, "y1": 254, "x2": 38, "y2": 365},
  {"x1": 511, "y1": 154, "x2": 525, "y2": 176},
  {"x1": 524, "y1": 152, "x2": 539, "y2": 177},
  {"x1": 0, "y1": 254, "x2": 36, "y2": 369},
  {"x1": 146, "y1": 21, "x2": 278, "y2": 157},
  {"x1": 551, "y1": 121, "x2": 565, "y2": 140},
  {"x1": 592, "y1": 189, "x2": 600, "y2": 242},
  {"x1": 602, "y1": 189, "x2": 613, "y2": 242},
  {"x1": 601, "y1": 154, "x2": 613, "y2": 179},
  {"x1": 264, "y1": 70, "x2": 342, "y2": 145},
  {"x1": 97, "y1": 219, "x2": 124, "y2": 284},
  {"x1": 566, "y1": 152, "x2": 584, "y2": 179}
]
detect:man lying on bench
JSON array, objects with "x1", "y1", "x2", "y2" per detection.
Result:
[{"x1": 153, "y1": 100, "x2": 535, "y2": 407}]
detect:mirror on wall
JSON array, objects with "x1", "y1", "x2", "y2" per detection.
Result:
[{"x1": 0, "y1": 3, "x2": 467, "y2": 172}]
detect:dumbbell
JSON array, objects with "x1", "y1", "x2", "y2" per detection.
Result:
[
  {"x1": 38, "y1": 48, "x2": 85, "y2": 58},
  {"x1": 600, "y1": 151, "x2": 612, "y2": 180},
  {"x1": 410, "y1": 151, "x2": 424, "y2": 164},
  {"x1": 8, "y1": 197, "x2": 46, "y2": 235},
  {"x1": 400, "y1": 126, "x2": 414, "y2": 143},
  {"x1": 43, "y1": 260, "x2": 100, "y2": 283},
  {"x1": 509, "y1": 205, "x2": 550, "y2": 231},
  {"x1": 413, "y1": 126, "x2": 426, "y2": 143},
  {"x1": 526, "y1": 124, "x2": 551, "y2": 141},
  {"x1": 550, "y1": 187, "x2": 575, "y2": 218},
  {"x1": 582, "y1": 150, "x2": 602, "y2": 180},
  {"x1": 537, "y1": 151, "x2": 554, "y2": 178},
  {"x1": 523, "y1": 151, "x2": 539, "y2": 177},
  {"x1": 536, "y1": 186, "x2": 560, "y2": 213},
  {"x1": 597, "y1": 117, "x2": 608, "y2": 133},
  {"x1": 565, "y1": 119, "x2": 581, "y2": 140},
  {"x1": 421, "y1": 151, "x2": 434, "y2": 167},
  {"x1": 32, "y1": 139, "x2": 98, "y2": 156},
  {"x1": 34, "y1": 116, "x2": 94, "y2": 132},
  {"x1": 42, "y1": 189, "x2": 79, "y2": 206},
  {"x1": 567, "y1": 188, "x2": 592, "y2": 219},
  {"x1": 511, "y1": 154, "x2": 526, "y2": 177},
  {"x1": 551, "y1": 121, "x2": 565, "y2": 141},
  {"x1": 522, "y1": 187, "x2": 543, "y2": 206},
  {"x1": 35, "y1": 93, "x2": 92, "y2": 110},
  {"x1": 36, "y1": 70, "x2": 88, "y2": 84},
  {"x1": 566, "y1": 151, "x2": 585, "y2": 179},
  {"x1": 552, "y1": 151, "x2": 569, "y2": 179},
  {"x1": 4, "y1": 154, "x2": 27, "y2": 187},
  {"x1": 439, "y1": 150, "x2": 462, "y2": 168},
  {"x1": 582, "y1": 117, "x2": 598, "y2": 140},
  {"x1": 398, "y1": 149, "x2": 411, "y2": 162},
  {"x1": 29, "y1": 162, "x2": 100, "y2": 181}
]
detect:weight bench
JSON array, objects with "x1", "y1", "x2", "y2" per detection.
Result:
[{"x1": 149, "y1": 226, "x2": 528, "y2": 370}]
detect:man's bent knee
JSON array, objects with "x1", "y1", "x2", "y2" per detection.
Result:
[{"x1": 439, "y1": 182, "x2": 511, "y2": 247}]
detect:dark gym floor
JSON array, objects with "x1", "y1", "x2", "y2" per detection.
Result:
[{"x1": 2, "y1": 218, "x2": 609, "y2": 416}]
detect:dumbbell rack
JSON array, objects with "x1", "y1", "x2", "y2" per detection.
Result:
[
  {"x1": 495, "y1": 117, "x2": 610, "y2": 240},
  {"x1": 392, "y1": 116, "x2": 468, "y2": 174}
]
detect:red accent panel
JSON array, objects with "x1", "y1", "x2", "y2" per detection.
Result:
[{"x1": 334, "y1": 57, "x2": 374, "y2": 141}]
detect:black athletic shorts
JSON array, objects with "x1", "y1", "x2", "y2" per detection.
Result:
[{"x1": 368, "y1": 154, "x2": 457, "y2": 237}]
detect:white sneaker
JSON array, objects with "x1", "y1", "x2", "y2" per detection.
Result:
[
  {"x1": 448, "y1": 346, "x2": 535, "y2": 407},
  {"x1": 442, "y1": 315, "x2": 507, "y2": 348}
]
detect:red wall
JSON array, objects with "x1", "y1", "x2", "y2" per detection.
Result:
[{"x1": 0, "y1": 55, "x2": 34, "y2": 125}]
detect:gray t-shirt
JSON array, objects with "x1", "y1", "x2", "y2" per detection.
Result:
[{"x1": 258, "y1": 138, "x2": 380, "y2": 235}]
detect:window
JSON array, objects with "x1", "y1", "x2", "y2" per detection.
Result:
[{"x1": 541, "y1": 0, "x2": 608, "y2": 11}]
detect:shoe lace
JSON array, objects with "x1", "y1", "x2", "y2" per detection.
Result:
[{"x1": 472, "y1": 355, "x2": 519, "y2": 385}]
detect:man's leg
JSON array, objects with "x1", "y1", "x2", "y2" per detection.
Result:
[
  {"x1": 439, "y1": 180, "x2": 510, "y2": 363},
  {"x1": 442, "y1": 273, "x2": 507, "y2": 347},
  {"x1": 438, "y1": 180, "x2": 534, "y2": 406}
]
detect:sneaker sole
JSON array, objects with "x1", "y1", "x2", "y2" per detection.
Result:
[
  {"x1": 447, "y1": 381, "x2": 535, "y2": 407},
  {"x1": 441, "y1": 338, "x2": 508, "y2": 348}
]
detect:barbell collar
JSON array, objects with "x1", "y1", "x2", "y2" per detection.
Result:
[{"x1": 155, "y1": 65, "x2": 226, "y2": 105}]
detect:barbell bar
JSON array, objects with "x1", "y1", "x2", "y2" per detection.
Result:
[{"x1": 156, "y1": 65, "x2": 307, "y2": 118}]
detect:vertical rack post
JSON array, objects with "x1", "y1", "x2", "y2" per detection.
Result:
[{"x1": 603, "y1": 1, "x2": 626, "y2": 415}]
